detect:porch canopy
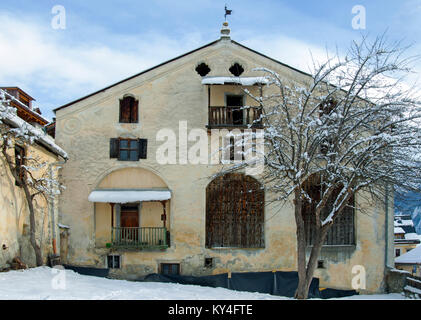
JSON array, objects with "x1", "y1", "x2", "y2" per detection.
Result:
[
  {"x1": 88, "y1": 189, "x2": 171, "y2": 203},
  {"x1": 201, "y1": 76, "x2": 269, "y2": 86}
]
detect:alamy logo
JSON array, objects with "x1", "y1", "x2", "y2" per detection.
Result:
[
  {"x1": 155, "y1": 121, "x2": 265, "y2": 175},
  {"x1": 51, "y1": 265, "x2": 66, "y2": 290},
  {"x1": 51, "y1": 5, "x2": 66, "y2": 30},
  {"x1": 351, "y1": 265, "x2": 366, "y2": 290},
  {"x1": 352, "y1": 5, "x2": 366, "y2": 30}
]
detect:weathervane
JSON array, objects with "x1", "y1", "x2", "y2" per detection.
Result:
[{"x1": 224, "y1": 5, "x2": 232, "y2": 21}]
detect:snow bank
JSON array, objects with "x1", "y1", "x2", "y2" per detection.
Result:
[
  {"x1": 0, "y1": 267, "x2": 411, "y2": 300},
  {"x1": 0, "y1": 267, "x2": 284, "y2": 300}
]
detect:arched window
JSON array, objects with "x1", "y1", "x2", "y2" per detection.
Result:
[
  {"x1": 206, "y1": 173, "x2": 264, "y2": 248},
  {"x1": 119, "y1": 95, "x2": 138, "y2": 123},
  {"x1": 302, "y1": 176, "x2": 355, "y2": 246}
]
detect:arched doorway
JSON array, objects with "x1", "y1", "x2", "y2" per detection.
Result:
[
  {"x1": 206, "y1": 173, "x2": 264, "y2": 248},
  {"x1": 90, "y1": 167, "x2": 171, "y2": 249}
]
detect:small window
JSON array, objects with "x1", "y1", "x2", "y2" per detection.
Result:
[
  {"x1": 204, "y1": 258, "x2": 213, "y2": 268},
  {"x1": 110, "y1": 138, "x2": 147, "y2": 160},
  {"x1": 119, "y1": 96, "x2": 138, "y2": 123},
  {"x1": 107, "y1": 255, "x2": 121, "y2": 269},
  {"x1": 195, "y1": 63, "x2": 210, "y2": 77},
  {"x1": 14, "y1": 145, "x2": 25, "y2": 186},
  {"x1": 319, "y1": 98, "x2": 337, "y2": 117},
  {"x1": 119, "y1": 139, "x2": 139, "y2": 161},
  {"x1": 229, "y1": 63, "x2": 244, "y2": 77},
  {"x1": 317, "y1": 260, "x2": 325, "y2": 269},
  {"x1": 395, "y1": 249, "x2": 401, "y2": 257},
  {"x1": 160, "y1": 263, "x2": 180, "y2": 275}
]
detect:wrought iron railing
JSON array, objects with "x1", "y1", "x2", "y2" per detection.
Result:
[{"x1": 111, "y1": 227, "x2": 168, "y2": 249}]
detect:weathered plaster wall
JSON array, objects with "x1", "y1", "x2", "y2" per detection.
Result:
[
  {"x1": 55, "y1": 39, "x2": 392, "y2": 292},
  {"x1": 0, "y1": 135, "x2": 60, "y2": 268}
]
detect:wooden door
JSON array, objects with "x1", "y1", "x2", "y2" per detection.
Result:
[{"x1": 120, "y1": 206, "x2": 139, "y2": 242}]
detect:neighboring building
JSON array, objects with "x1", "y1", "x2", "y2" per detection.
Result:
[
  {"x1": 394, "y1": 215, "x2": 421, "y2": 258},
  {"x1": 0, "y1": 88, "x2": 67, "y2": 268},
  {"x1": 54, "y1": 22, "x2": 394, "y2": 292},
  {"x1": 0, "y1": 87, "x2": 49, "y2": 127},
  {"x1": 395, "y1": 244, "x2": 421, "y2": 277}
]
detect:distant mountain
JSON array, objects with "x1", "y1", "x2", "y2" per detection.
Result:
[{"x1": 394, "y1": 189, "x2": 421, "y2": 234}]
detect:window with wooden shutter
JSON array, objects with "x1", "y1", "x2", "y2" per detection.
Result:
[
  {"x1": 110, "y1": 138, "x2": 119, "y2": 158},
  {"x1": 303, "y1": 176, "x2": 355, "y2": 246},
  {"x1": 206, "y1": 173, "x2": 265, "y2": 248},
  {"x1": 138, "y1": 138, "x2": 147, "y2": 159},
  {"x1": 110, "y1": 138, "x2": 147, "y2": 161},
  {"x1": 119, "y1": 96, "x2": 138, "y2": 123}
]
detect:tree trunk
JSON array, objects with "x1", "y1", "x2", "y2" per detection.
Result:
[
  {"x1": 294, "y1": 188, "x2": 308, "y2": 299},
  {"x1": 22, "y1": 183, "x2": 43, "y2": 266},
  {"x1": 294, "y1": 187, "x2": 330, "y2": 299},
  {"x1": 1, "y1": 142, "x2": 43, "y2": 266}
]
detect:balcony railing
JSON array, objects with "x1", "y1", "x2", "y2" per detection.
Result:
[
  {"x1": 111, "y1": 227, "x2": 168, "y2": 249},
  {"x1": 208, "y1": 106, "x2": 263, "y2": 129}
]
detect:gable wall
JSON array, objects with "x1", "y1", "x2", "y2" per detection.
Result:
[{"x1": 55, "y1": 40, "x2": 391, "y2": 292}]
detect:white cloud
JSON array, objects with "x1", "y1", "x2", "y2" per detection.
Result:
[{"x1": 0, "y1": 12, "x2": 207, "y2": 118}]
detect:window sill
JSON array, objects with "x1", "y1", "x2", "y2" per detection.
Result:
[
  {"x1": 306, "y1": 244, "x2": 356, "y2": 248},
  {"x1": 207, "y1": 246, "x2": 265, "y2": 250}
]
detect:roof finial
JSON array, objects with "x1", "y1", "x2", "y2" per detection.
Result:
[{"x1": 220, "y1": 21, "x2": 230, "y2": 40}]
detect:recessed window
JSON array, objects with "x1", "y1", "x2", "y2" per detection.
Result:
[
  {"x1": 160, "y1": 263, "x2": 180, "y2": 275},
  {"x1": 119, "y1": 96, "x2": 138, "y2": 123},
  {"x1": 229, "y1": 63, "x2": 244, "y2": 76},
  {"x1": 303, "y1": 175, "x2": 355, "y2": 246},
  {"x1": 107, "y1": 255, "x2": 121, "y2": 269},
  {"x1": 204, "y1": 258, "x2": 213, "y2": 268},
  {"x1": 317, "y1": 260, "x2": 325, "y2": 269},
  {"x1": 195, "y1": 63, "x2": 211, "y2": 77},
  {"x1": 206, "y1": 173, "x2": 265, "y2": 248}
]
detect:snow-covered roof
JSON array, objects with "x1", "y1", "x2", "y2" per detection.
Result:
[
  {"x1": 394, "y1": 219, "x2": 414, "y2": 227},
  {"x1": 201, "y1": 76, "x2": 269, "y2": 86},
  {"x1": 88, "y1": 189, "x2": 171, "y2": 203},
  {"x1": 405, "y1": 233, "x2": 421, "y2": 242},
  {"x1": 394, "y1": 227, "x2": 405, "y2": 234},
  {"x1": 395, "y1": 245, "x2": 421, "y2": 264},
  {"x1": 0, "y1": 91, "x2": 68, "y2": 159}
]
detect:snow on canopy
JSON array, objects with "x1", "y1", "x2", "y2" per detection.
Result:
[
  {"x1": 0, "y1": 89, "x2": 68, "y2": 159},
  {"x1": 88, "y1": 190, "x2": 171, "y2": 203},
  {"x1": 201, "y1": 76, "x2": 269, "y2": 86},
  {"x1": 395, "y1": 245, "x2": 421, "y2": 264}
]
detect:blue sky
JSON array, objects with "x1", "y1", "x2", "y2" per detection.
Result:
[{"x1": 0, "y1": 0, "x2": 420, "y2": 120}]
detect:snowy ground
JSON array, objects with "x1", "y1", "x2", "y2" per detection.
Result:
[{"x1": 0, "y1": 267, "x2": 411, "y2": 300}]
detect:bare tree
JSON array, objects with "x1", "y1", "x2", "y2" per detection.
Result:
[
  {"x1": 0, "y1": 90, "x2": 66, "y2": 266},
  {"x1": 219, "y1": 35, "x2": 421, "y2": 299}
]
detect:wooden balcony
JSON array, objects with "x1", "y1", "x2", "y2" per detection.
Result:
[
  {"x1": 111, "y1": 227, "x2": 169, "y2": 249},
  {"x1": 207, "y1": 106, "x2": 263, "y2": 129}
]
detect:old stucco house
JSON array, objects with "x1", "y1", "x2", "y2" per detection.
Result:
[
  {"x1": 0, "y1": 87, "x2": 67, "y2": 268},
  {"x1": 53, "y1": 23, "x2": 394, "y2": 292}
]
